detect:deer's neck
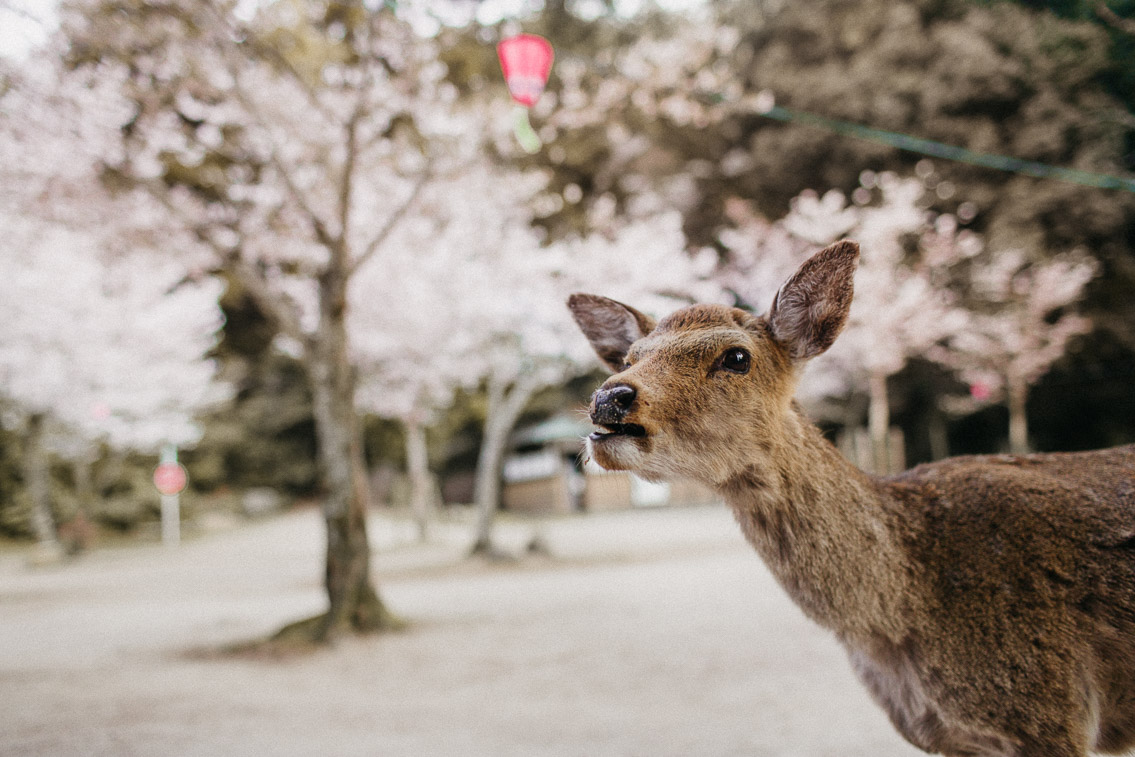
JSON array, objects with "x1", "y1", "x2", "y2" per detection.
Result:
[{"x1": 717, "y1": 410, "x2": 910, "y2": 643}]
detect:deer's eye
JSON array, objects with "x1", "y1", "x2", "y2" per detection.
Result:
[{"x1": 719, "y1": 348, "x2": 750, "y2": 374}]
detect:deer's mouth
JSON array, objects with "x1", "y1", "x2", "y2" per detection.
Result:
[{"x1": 590, "y1": 422, "x2": 647, "y2": 440}]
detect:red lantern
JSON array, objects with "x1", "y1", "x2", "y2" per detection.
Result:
[{"x1": 497, "y1": 34, "x2": 554, "y2": 107}]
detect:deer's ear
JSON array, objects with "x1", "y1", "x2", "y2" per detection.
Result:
[
  {"x1": 767, "y1": 240, "x2": 859, "y2": 361},
  {"x1": 567, "y1": 293, "x2": 656, "y2": 372}
]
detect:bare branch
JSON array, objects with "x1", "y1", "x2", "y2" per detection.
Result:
[
  {"x1": 196, "y1": 6, "x2": 343, "y2": 253},
  {"x1": 338, "y1": 109, "x2": 362, "y2": 251},
  {"x1": 1096, "y1": 3, "x2": 1135, "y2": 36},
  {"x1": 348, "y1": 162, "x2": 434, "y2": 277},
  {"x1": 225, "y1": 74, "x2": 341, "y2": 253},
  {"x1": 137, "y1": 177, "x2": 310, "y2": 346},
  {"x1": 200, "y1": 1, "x2": 333, "y2": 120},
  {"x1": 0, "y1": 0, "x2": 48, "y2": 27}
]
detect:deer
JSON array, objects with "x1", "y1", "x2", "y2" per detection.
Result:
[{"x1": 568, "y1": 240, "x2": 1135, "y2": 757}]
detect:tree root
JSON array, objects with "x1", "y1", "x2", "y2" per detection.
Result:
[
  {"x1": 467, "y1": 538, "x2": 519, "y2": 562},
  {"x1": 206, "y1": 592, "x2": 407, "y2": 659},
  {"x1": 274, "y1": 592, "x2": 407, "y2": 644}
]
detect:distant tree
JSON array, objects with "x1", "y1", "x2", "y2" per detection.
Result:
[
  {"x1": 931, "y1": 244, "x2": 1097, "y2": 453},
  {"x1": 720, "y1": 168, "x2": 1100, "y2": 459},
  {"x1": 0, "y1": 219, "x2": 224, "y2": 558},
  {"x1": 352, "y1": 162, "x2": 548, "y2": 543},
  {"x1": 0, "y1": 56, "x2": 225, "y2": 558},
  {"x1": 992, "y1": 0, "x2": 1135, "y2": 108},
  {"x1": 188, "y1": 283, "x2": 319, "y2": 497},
  {"x1": 567, "y1": 0, "x2": 1133, "y2": 245}
]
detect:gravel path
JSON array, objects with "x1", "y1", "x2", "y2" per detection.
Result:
[{"x1": 0, "y1": 505, "x2": 924, "y2": 757}]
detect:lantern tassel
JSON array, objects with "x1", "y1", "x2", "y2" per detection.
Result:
[{"x1": 512, "y1": 105, "x2": 542, "y2": 154}]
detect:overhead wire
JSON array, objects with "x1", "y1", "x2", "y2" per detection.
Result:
[{"x1": 755, "y1": 103, "x2": 1135, "y2": 193}]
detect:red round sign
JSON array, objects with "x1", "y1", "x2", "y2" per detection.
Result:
[{"x1": 153, "y1": 462, "x2": 188, "y2": 496}]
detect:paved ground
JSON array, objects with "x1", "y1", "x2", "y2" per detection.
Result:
[{"x1": 0, "y1": 505, "x2": 925, "y2": 757}]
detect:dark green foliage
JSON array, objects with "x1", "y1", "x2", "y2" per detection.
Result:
[
  {"x1": 0, "y1": 425, "x2": 32, "y2": 537},
  {"x1": 185, "y1": 354, "x2": 318, "y2": 495},
  {"x1": 981, "y1": 0, "x2": 1135, "y2": 111},
  {"x1": 183, "y1": 279, "x2": 319, "y2": 496},
  {"x1": 0, "y1": 431, "x2": 159, "y2": 539},
  {"x1": 707, "y1": 0, "x2": 1134, "y2": 247},
  {"x1": 361, "y1": 416, "x2": 406, "y2": 471},
  {"x1": 1030, "y1": 329, "x2": 1135, "y2": 450},
  {"x1": 88, "y1": 457, "x2": 160, "y2": 533}
]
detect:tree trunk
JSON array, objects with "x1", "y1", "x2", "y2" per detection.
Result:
[
  {"x1": 470, "y1": 372, "x2": 541, "y2": 555},
  {"x1": 24, "y1": 413, "x2": 62, "y2": 562},
  {"x1": 65, "y1": 453, "x2": 97, "y2": 555},
  {"x1": 404, "y1": 416, "x2": 434, "y2": 542},
  {"x1": 276, "y1": 270, "x2": 398, "y2": 644},
  {"x1": 928, "y1": 410, "x2": 950, "y2": 462},
  {"x1": 1007, "y1": 374, "x2": 1030, "y2": 455},
  {"x1": 867, "y1": 369, "x2": 891, "y2": 475},
  {"x1": 74, "y1": 454, "x2": 94, "y2": 511}
]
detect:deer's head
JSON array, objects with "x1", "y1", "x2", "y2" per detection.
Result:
[{"x1": 569, "y1": 240, "x2": 859, "y2": 486}]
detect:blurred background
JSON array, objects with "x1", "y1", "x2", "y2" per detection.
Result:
[
  {"x1": 0, "y1": 0, "x2": 1133, "y2": 752},
  {"x1": 2, "y1": 0, "x2": 1132, "y2": 560}
]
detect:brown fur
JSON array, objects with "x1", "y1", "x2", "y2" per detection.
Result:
[{"x1": 568, "y1": 240, "x2": 1135, "y2": 757}]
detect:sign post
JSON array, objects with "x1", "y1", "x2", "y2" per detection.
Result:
[{"x1": 153, "y1": 444, "x2": 187, "y2": 547}]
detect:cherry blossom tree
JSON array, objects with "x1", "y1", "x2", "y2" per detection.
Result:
[
  {"x1": 351, "y1": 239, "x2": 462, "y2": 541},
  {"x1": 0, "y1": 54, "x2": 225, "y2": 559},
  {"x1": 55, "y1": 0, "x2": 485, "y2": 640},
  {"x1": 719, "y1": 169, "x2": 1097, "y2": 461},
  {"x1": 931, "y1": 242, "x2": 1097, "y2": 454},
  {"x1": 351, "y1": 162, "x2": 548, "y2": 542},
  {"x1": 0, "y1": 217, "x2": 225, "y2": 554}
]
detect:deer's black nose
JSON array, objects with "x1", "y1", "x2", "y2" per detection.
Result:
[{"x1": 591, "y1": 384, "x2": 637, "y2": 424}]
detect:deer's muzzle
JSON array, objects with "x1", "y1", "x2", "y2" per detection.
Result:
[
  {"x1": 591, "y1": 384, "x2": 636, "y2": 423},
  {"x1": 590, "y1": 384, "x2": 646, "y2": 439}
]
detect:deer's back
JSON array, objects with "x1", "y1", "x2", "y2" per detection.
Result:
[
  {"x1": 873, "y1": 444, "x2": 1135, "y2": 754},
  {"x1": 886, "y1": 444, "x2": 1135, "y2": 571},
  {"x1": 884, "y1": 444, "x2": 1135, "y2": 635}
]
